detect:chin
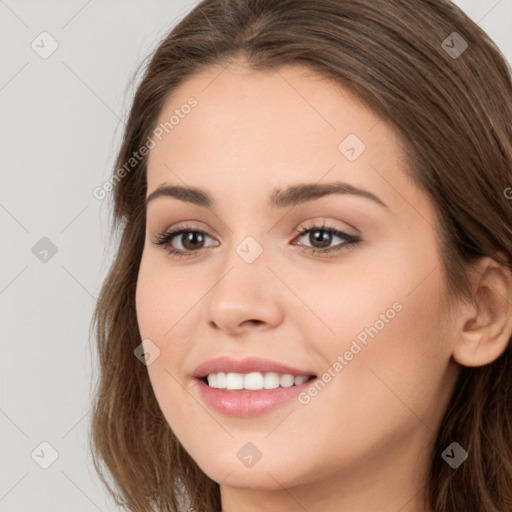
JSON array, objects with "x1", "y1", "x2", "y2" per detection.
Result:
[{"x1": 195, "y1": 449, "x2": 310, "y2": 491}]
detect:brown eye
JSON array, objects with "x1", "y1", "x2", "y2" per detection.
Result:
[
  {"x1": 153, "y1": 228, "x2": 217, "y2": 256},
  {"x1": 292, "y1": 224, "x2": 361, "y2": 256},
  {"x1": 306, "y1": 229, "x2": 334, "y2": 249},
  {"x1": 179, "y1": 231, "x2": 207, "y2": 251}
]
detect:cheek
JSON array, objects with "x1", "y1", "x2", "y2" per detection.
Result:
[
  {"x1": 134, "y1": 254, "x2": 202, "y2": 407},
  {"x1": 135, "y1": 252, "x2": 202, "y2": 339},
  {"x1": 359, "y1": 284, "x2": 448, "y2": 428},
  {"x1": 135, "y1": 256, "x2": 199, "y2": 433},
  {"x1": 306, "y1": 248, "x2": 451, "y2": 429}
]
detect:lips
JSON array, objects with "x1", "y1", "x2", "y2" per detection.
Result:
[
  {"x1": 190, "y1": 356, "x2": 318, "y2": 417},
  {"x1": 192, "y1": 356, "x2": 317, "y2": 379},
  {"x1": 193, "y1": 376, "x2": 317, "y2": 417}
]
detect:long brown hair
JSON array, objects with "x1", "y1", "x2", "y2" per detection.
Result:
[{"x1": 88, "y1": 1, "x2": 512, "y2": 510}]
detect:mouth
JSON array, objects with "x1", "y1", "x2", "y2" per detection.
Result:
[
  {"x1": 200, "y1": 371, "x2": 317, "y2": 392},
  {"x1": 191, "y1": 356, "x2": 318, "y2": 415}
]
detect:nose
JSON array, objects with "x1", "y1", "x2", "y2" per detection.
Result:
[{"x1": 203, "y1": 246, "x2": 285, "y2": 336}]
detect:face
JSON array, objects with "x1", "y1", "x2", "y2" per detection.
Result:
[{"x1": 135, "y1": 61, "x2": 461, "y2": 501}]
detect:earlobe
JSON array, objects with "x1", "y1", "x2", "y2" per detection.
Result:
[{"x1": 452, "y1": 257, "x2": 512, "y2": 368}]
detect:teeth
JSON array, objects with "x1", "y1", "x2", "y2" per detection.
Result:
[
  {"x1": 207, "y1": 373, "x2": 217, "y2": 388},
  {"x1": 216, "y1": 372, "x2": 226, "y2": 388},
  {"x1": 245, "y1": 371, "x2": 264, "y2": 390},
  {"x1": 263, "y1": 372, "x2": 280, "y2": 389},
  {"x1": 280, "y1": 374, "x2": 295, "y2": 387},
  {"x1": 206, "y1": 371, "x2": 312, "y2": 390},
  {"x1": 225, "y1": 372, "x2": 244, "y2": 389},
  {"x1": 293, "y1": 375, "x2": 310, "y2": 386}
]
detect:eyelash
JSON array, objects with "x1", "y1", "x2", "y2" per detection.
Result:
[{"x1": 152, "y1": 222, "x2": 361, "y2": 259}]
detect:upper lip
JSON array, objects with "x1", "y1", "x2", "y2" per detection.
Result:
[{"x1": 192, "y1": 356, "x2": 316, "y2": 379}]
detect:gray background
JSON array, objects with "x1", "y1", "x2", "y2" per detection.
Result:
[{"x1": 1, "y1": 1, "x2": 511, "y2": 510}]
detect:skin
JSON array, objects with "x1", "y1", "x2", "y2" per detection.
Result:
[{"x1": 135, "y1": 60, "x2": 512, "y2": 512}]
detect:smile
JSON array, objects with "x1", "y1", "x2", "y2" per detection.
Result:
[
  {"x1": 192, "y1": 356, "x2": 318, "y2": 416},
  {"x1": 205, "y1": 371, "x2": 313, "y2": 391}
]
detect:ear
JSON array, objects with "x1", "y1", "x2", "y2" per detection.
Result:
[{"x1": 452, "y1": 256, "x2": 512, "y2": 367}]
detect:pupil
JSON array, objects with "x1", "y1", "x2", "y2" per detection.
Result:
[
  {"x1": 311, "y1": 229, "x2": 331, "y2": 248},
  {"x1": 183, "y1": 232, "x2": 204, "y2": 250}
]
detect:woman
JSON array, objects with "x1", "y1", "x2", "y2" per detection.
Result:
[{"x1": 89, "y1": 1, "x2": 512, "y2": 510}]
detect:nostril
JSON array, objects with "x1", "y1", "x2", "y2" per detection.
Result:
[{"x1": 243, "y1": 319, "x2": 263, "y2": 327}]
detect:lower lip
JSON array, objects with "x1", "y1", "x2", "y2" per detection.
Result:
[{"x1": 193, "y1": 377, "x2": 317, "y2": 417}]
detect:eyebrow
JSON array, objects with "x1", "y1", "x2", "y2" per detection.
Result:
[{"x1": 145, "y1": 181, "x2": 389, "y2": 210}]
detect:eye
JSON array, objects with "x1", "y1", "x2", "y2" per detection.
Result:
[
  {"x1": 152, "y1": 224, "x2": 217, "y2": 258},
  {"x1": 152, "y1": 221, "x2": 361, "y2": 258},
  {"x1": 291, "y1": 221, "x2": 361, "y2": 256}
]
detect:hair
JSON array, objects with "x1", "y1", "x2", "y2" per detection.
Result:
[{"x1": 88, "y1": 0, "x2": 512, "y2": 510}]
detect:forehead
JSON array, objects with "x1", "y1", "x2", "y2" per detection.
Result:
[
  {"x1": 145, "y1": 62, "x2": 412, "y2": 210},
  {"x1": 150, "y1": 62, "x2": 386, "y2": 150}
]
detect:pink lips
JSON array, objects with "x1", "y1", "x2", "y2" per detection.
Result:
[
  {"x1": 191, "y1": 356, "x2": 317, "y2": 417},
  {"x1": 192, "y1": 356, "x2": 315, "y2": 378}
]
